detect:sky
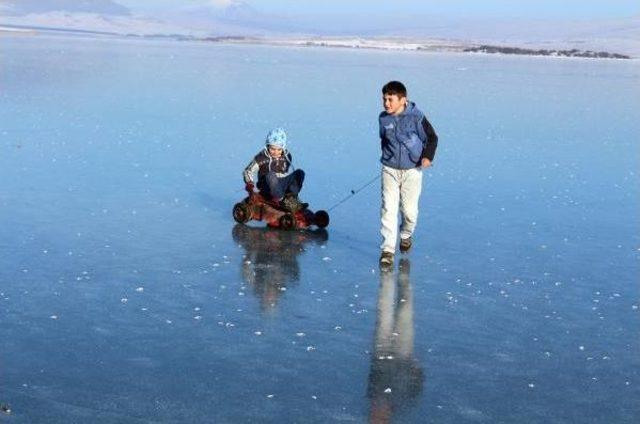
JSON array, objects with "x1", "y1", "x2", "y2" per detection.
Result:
[{"x1": 118, "y1": 0, "x2": 639, "y2": 20}]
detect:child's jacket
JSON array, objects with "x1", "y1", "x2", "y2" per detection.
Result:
[
  {"x1": 379, "y1": 101, "x2": 438, "y2": 170},
  {"x1": 243, "y1": 149, "x2": 293, "y2": 184}
]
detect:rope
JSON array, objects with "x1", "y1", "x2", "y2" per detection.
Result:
[
  {"x1": 327, "y1": 173, "x2": 380, "y2": 212},
  {"x1": 235, "y1": 172, "x2": 381, "y2": 211}
]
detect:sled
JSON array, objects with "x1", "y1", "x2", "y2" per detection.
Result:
[{"x1": 232, "y1": 187, "x2": 329, "y2": 230}]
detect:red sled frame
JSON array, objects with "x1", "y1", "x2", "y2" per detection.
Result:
[{"x1": 233, "y1": 188, "x2": 329, "y2": 230}]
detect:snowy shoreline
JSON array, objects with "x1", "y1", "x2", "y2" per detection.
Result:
[
  {"x1": 1, "y1": 24, "x2": 635, "y2": 60},
  {"x1": 210, "y1": 37, "x2": 633, "y2": 60}
]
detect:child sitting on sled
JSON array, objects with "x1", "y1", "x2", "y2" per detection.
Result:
[{"x1": 243, "y1": 128, "x2": 307, "y2": 212}]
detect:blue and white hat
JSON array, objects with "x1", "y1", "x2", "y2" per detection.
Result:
[{"x1": 265, "y1": 128, "x2": 287, "y2": 149}]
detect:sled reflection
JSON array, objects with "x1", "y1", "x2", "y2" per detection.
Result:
[
  {"x1": 232, "y1": 224, "x2": 328, "y2": 312},
  {"x1": 368, "y1": 259, "x2": 424, "y2": 424}
]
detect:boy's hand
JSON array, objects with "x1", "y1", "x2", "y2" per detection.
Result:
[{"x1": 421, "y1": 158, "x2": 432, "y2": 168}]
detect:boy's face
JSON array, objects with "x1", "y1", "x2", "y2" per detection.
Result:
[
  {"x1": 267, "y1": 145, "x2": 284, "y2": 158},
  {"x1": 383, "y1": 93, "x2": 407, "y2": 115}
]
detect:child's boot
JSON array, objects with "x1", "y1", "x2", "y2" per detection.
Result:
[
  {"x1": 281, "y1": 193, "x2": 307, "y2": 212},
  {"x1": 280, "y1": 194, "x2": 299, "y2": 212},
  {"x1": 291, "y1": 193, "x2": 308, "y2": 210}
]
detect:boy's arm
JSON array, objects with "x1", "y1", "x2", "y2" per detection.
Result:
[
  {"x1": 243, "y1": 159, "x2": 259, "y2": 184},
  {"x1": 420, "y1": 116, "x2": 438, "y2": 167}
]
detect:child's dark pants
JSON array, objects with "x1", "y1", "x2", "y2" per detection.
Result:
[{"x1": 258, "y1": 170, "x2": 305, "y2": 199}]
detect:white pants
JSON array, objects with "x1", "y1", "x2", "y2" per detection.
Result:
[{"x1": 380, "y1": 165, "x2": 423, "y2": 253}]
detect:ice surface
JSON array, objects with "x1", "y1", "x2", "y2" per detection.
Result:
[{"x1": 0, "y1": 35, "x2": 639, "y2": 423}]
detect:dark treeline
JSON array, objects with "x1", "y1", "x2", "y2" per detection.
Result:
[{"x1": 464, "y1": 45, "x2": 630, "y2": 59}]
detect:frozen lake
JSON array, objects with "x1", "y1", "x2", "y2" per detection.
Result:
[{"x1": 1, "y1": 35, "x2": 639, "y2": 423}]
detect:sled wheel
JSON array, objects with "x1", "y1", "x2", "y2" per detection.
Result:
[
  {"x1": 314, "y1": 210, "x2": 330, "y2": 228},
  {"x1": 233, "y1": 203, "x2": 250, "y2": 224},
  {"x1": 279, "y1": 213, "x2": 297, "y2": 230}
]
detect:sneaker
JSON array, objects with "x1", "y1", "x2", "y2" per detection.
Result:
[
  {"x1": 281, "y1": 193, "x2": 307, "y2": 212},
  {"x1": 399, "y1": 237, "x2": 412, "y2": 253},
  {"x1": 280, "y1": 195, "x2": 297, "y2": 212},
  {"x1": 379, "y1": 251, "x2": 394, "y2": 268}
]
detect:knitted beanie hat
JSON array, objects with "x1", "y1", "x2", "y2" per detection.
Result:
[{"x1": 265, "y1": 128, "x2": 287, "y2": 149}]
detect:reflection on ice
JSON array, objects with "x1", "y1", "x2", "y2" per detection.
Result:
[
  {"x1": 368, "y1": 259, "x2": 424, "y2": 423},
  {"x1": 232, "y1": 224, "x2": 328, "y2": 312}
]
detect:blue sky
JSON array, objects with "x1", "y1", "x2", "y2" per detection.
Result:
[{"x1": 119, "y1": 0, "x2": 639, "y2": 19}]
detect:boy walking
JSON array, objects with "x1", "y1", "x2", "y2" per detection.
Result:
[{"x1": 378, "y1": 81, "x2": 438, "y2": 268}]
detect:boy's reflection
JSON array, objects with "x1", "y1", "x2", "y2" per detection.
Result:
[
  {"x1": 232, "y1": 224, "x2": 328, "y2": 312},
  {"x1": 367, "y1": 259, "x2": 424, "y2": 423}
]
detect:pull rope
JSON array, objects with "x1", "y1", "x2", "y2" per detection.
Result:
[
  {"x1": 235, "y1": 172, "x2": 381, "y2": 211},
  {"x1": 327, "y1": 173, "x2": 380, "y2": 212}
]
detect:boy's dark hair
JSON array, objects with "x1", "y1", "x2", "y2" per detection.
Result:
[{"x1": 382, "y1": 81, "x2": 407, "y2": 98}]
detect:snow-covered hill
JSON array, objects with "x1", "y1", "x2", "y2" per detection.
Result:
[
  {"x1": 1, "y1": 2, "x2": 637, "y2": 57},
  {"x1": 0, "y1": 12, "x2": 200, "y2": 36}
]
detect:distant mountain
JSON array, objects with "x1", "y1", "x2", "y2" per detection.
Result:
[
  {"x1": 0, "y1": 0, "x2": 129, "y2": 16},
  {"x1": 1, "y1": 1, "x2": 637, "y2": 57},
  {"x1": 217, "y1": 1, "x2": 261, "y2": 22},
  {"x1": 0, "y1": 12, "x2": 201, "y2": 37},
  {"x1": 156, "y1": 1, "x2": 319, "y2": 36}
]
